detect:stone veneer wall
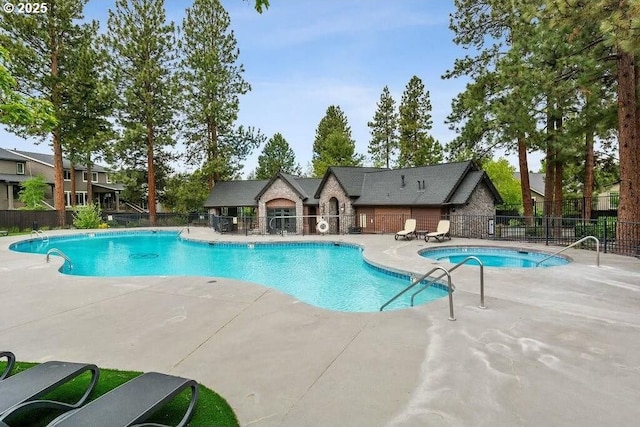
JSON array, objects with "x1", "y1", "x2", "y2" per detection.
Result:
[
  {"x1": 257, "y1": 177, "x2": 304, "y2": 234},
  {"x1": 317, "y1": 174, "x2": 353, "y2": 234},
  {"x1": 450, "y1": 182, "x2": 496, "y2": 238}
]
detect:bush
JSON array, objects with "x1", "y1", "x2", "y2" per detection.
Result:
[
  {"x1": 574, "y1": 217, "x2": 616, "y2": 240},
  {"x1": 73, "y1": 204, "x2": 105, "y2": 229}
]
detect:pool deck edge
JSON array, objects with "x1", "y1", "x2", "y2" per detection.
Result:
[{"x1": 1, "y1": 228, "x2": 640, "y2": 427}]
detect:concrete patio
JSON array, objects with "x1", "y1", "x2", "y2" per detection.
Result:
[{"x1": 1, "y1": 228, "x2": 639, "y2": 426}]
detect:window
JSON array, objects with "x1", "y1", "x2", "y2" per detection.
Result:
[
  {"x1": 63, "y1": 170, "x2": 72, "y2": 181},
  {"x1": 105, "y1": 173, "x2": 111, "y2": 184},
  {"x1": 16, "y1": 163, "x2": 25, "y2": 175},
  {"x1": 65, "y1": 191, "x2": 88, "y2": 207},
  {"x1": 83, "y1": 171, "x2": 98, "y2": 183}
]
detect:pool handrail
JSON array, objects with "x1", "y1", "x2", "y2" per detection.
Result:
[
  {"x1": 410, "y1": 256, "x2": 485, "y2": 309},
  {"x1": 31, "y1": 229, "x2": 48, "y2": 242},
  {"x1": 177, "y1": 227, "x2": 189, "y2": 238},
  {"x1": 380, "y1": 266, "x2": 456, "y2": 321},
  {"x1": 46, "y1": 248, "x2": 73, "y2": 269},
  {"x1": 535, "y1": 235, "x2": 599, "y2": 267}
]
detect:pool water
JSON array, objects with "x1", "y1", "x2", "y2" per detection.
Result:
[
  {"x1": 420, "y1": 246, "x2": 569, "y2": 268},
  {"x1": 10, "y1": 231, "x2": 448, "y2": 312}
]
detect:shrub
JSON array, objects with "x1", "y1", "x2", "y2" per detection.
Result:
[
  {"x1": 73, "y1": 204, "x2": 105, "y2": 229},
  {"x1": 574, "y1": 217, "x2": 617, "y2": 240}
]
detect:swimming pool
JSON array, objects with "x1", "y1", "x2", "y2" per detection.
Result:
[
  {"x1": 419, "y1": 246, "x2": 570, "y2": 268},
  {"x1": 10, "y1": 231, "x2": 448, "y2": 312}
]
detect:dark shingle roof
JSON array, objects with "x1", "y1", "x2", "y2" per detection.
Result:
[
  {"x1": 314, "y1": 166, "x2": 387, "y2": 198},
  {"x1": 0, "y1": 173, "x2": 52, "y2": 184},
  {"x1": 448, "y1": 170, "x2": 503, "y2": 205},
  {"x1": 296, "y1": 178, "x2": 322, "y2": 205},
  {"x1": 204, "y1": 180, "x2": 269, "y2": 207},
  {"x1": 10, "y1": 149, "x2": 108, "y2": 172},
  {"x1": 514, "y1": 172, "x2": 545, "y2": 196},
  {"x1": 0, "y1": 148, "x2": 27, "y2": 162},
  {"x1": 353, "y1": 162, "x2": 475, "y2": 206}
]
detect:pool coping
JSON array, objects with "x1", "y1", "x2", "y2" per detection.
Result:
[{"x1": 2, "y1": 228, "x2": 640, "y2": 427}]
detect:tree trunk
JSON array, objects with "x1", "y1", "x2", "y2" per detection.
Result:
[
  {"x1": 86, "y1": 162, "x2": 93, "y2": 205},
  {"x1": 552, "y1": 115, "x2": 564, "y2": 220},
  {"x1": 147, "y1": 123, "x2": 156, "y2": 226},
  {"x1": 50, "y1": 20, "x2": 64, "y2": 227},
  {"x1": 583, "y1": 129, "x2": 595, "y2": 221},
  {"x1": 70, "y1": 163, "x2": 76, "y2": 208},
  {"x1": 52, "y1": 133, "x2": 65, "y2": 226},
  {"x1": 543, "y1": 107, "x2": 555, "y2": 217},
  {"x1": 517, "y1": 135, "x2": 534, "y2": 225},
  {"x1": 616, "y1": 50, "x2": 639, "y2": 254}
]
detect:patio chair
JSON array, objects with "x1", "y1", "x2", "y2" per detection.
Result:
[
  {"x1": 0, "y1": 361, "x2": 99, "y2": 425},
  {"x1": 47, "y1": 372, "x2": 199, "y2": 427},
  {"x1": 0, "y1": 352, "x2": 15, "y2": 380},
  {"x1": 395, "y1": 219, "x2": 417, "y2": 240},
  {"x1": 425, "y1": 220, "x2": 451, "y2": 243}
]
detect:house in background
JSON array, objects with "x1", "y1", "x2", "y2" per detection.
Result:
[
  {"x1": 205, "y1": 160, "x2": 503, "y2": 235},
  {"x1": 0, "y1": 148, "x2": 54, "y2": 209},
  {"x1": 514, "y1": 172, "x2": 546, "y2": 206},
  {"x1": 0, "y1": 147, "x2": 125, "y2": 211}
]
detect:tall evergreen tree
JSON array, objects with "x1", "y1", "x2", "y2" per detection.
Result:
[
  {"x1": 367, "y1": 86, "x2": 398, "y2": 168},
  {"x1": 60, "y1": 21, "x2": 116, "y2": 206},
  {"x1": 397, "y1": 76, "x2": 443, "y2": 167},
  {"x1": 311, "y1": 105, "x2": 363, "y2": 177},
  {"x1": 255, "y1": 133, "x2": 301, "y2": 179},
  {"x1": 181, "y1": 0, "x2": 263, "y2": 187},
  {"x1": 0, "y1": 0, "x2": 89, "y2": 225},
  {"x1": 106, "y1": 0, "x2": 178, "y2": 225},
  {"x1": 541, "y1": 0, "x2": 640, "y2": 244}
]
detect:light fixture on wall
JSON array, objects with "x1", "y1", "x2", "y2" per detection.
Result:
[
  {"x1": 340, "y1": 203, "x2": 345, "y2": 213},
  {"x1": 320, "y1": 204, "x2": 325, "y2": 214}
]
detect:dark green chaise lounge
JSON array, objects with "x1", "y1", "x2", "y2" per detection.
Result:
[
  {"x1": 46, "y1": 372, "x2": 199, "y2": 427},
  {"x1": 0, "y1": 352, "x2": 15, "y2": 380},
  {"x1": 0, "y1": 360, "x2": 99, "y2": 426}
]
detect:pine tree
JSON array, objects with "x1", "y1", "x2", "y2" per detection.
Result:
[
  {"x1": 106, "y1": 0, "x2": 179, "y2": 225},
  {"x1": 312, "y1": 105, "x2": 363, "y2": 177},
  {"x1": 181, "y1": 0, "x2": 263, "y2": 187},
  {"x1": 397, "y1": 76, "x2": 443, "y2": 167},
  {"x1": 367, "y1": 86, "x2": 398, "y2": 168},
  {"x1": 255, "y1": 133, "x2": 301, "y2": 179},
  {"x1": 0, "y1": 0, "x2": 89, "y2": 225},
  {"x1": 60, "y1": 21, "x2": 116, "y2": 205}
]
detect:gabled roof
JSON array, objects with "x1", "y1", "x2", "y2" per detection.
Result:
[
  {"x1": 352, "y1": 161, "x2": 494, "y2": 206},
  {"x1": 204, "y1": 180, "x2": 269, "y2": 207},
  {"x1": 9, "y1": 149, "x2": 108, "y2": 172},
  {"x1": 314, "y1": 166, "x2": 387, "y2": 198},
  {"x1": 448, "y1": 170, "x2": 503, "y2": 205},
  {"x1": 514, "y1": 172, "x2": 545, "y2": 196},
  {"x1": 255, "y1": 172, "x2": 309, "y2": 201},
  {"x1": 204, "y1": 161, "x2": 502, "y2": 209},
  {"x1": 0, "y1": 148, "x2": 26, "y2": 162}
]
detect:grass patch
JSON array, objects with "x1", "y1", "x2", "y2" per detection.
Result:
[{"x1": 1, "y1": 361, "x2": 238, "y2": 427}]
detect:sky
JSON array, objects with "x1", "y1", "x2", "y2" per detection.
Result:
[{"x1": 0, "y1": 0, "x2": 542, "y2": 176}]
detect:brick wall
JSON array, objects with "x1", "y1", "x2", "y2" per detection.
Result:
[{"x1": 257, "y1": 177, "x2": 304, "y2": 233}]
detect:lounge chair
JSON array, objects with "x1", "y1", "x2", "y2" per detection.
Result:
[
  {"x1": 0, "y1": 361, "x2": 99, "y2": 425},
  {"x1": 0, "y1": 352, "x2": 15, "y2": 380},
  {"x1": 425, "y1": 220, "x2": 451, "y2": 242},
  {"x1": 47, "y1": 372, "x2": 199, "y2": 427},
  {"x1": 395, "y1": 219, "x2": 417, "y2": 240}
]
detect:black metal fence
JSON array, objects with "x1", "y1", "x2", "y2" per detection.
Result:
[
  {"x1": 2, "y1": 210, "x2": 638, "y2": 257},
  {"x1": 498, "y1": 194, "x2": 620, "y2": 219}
]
